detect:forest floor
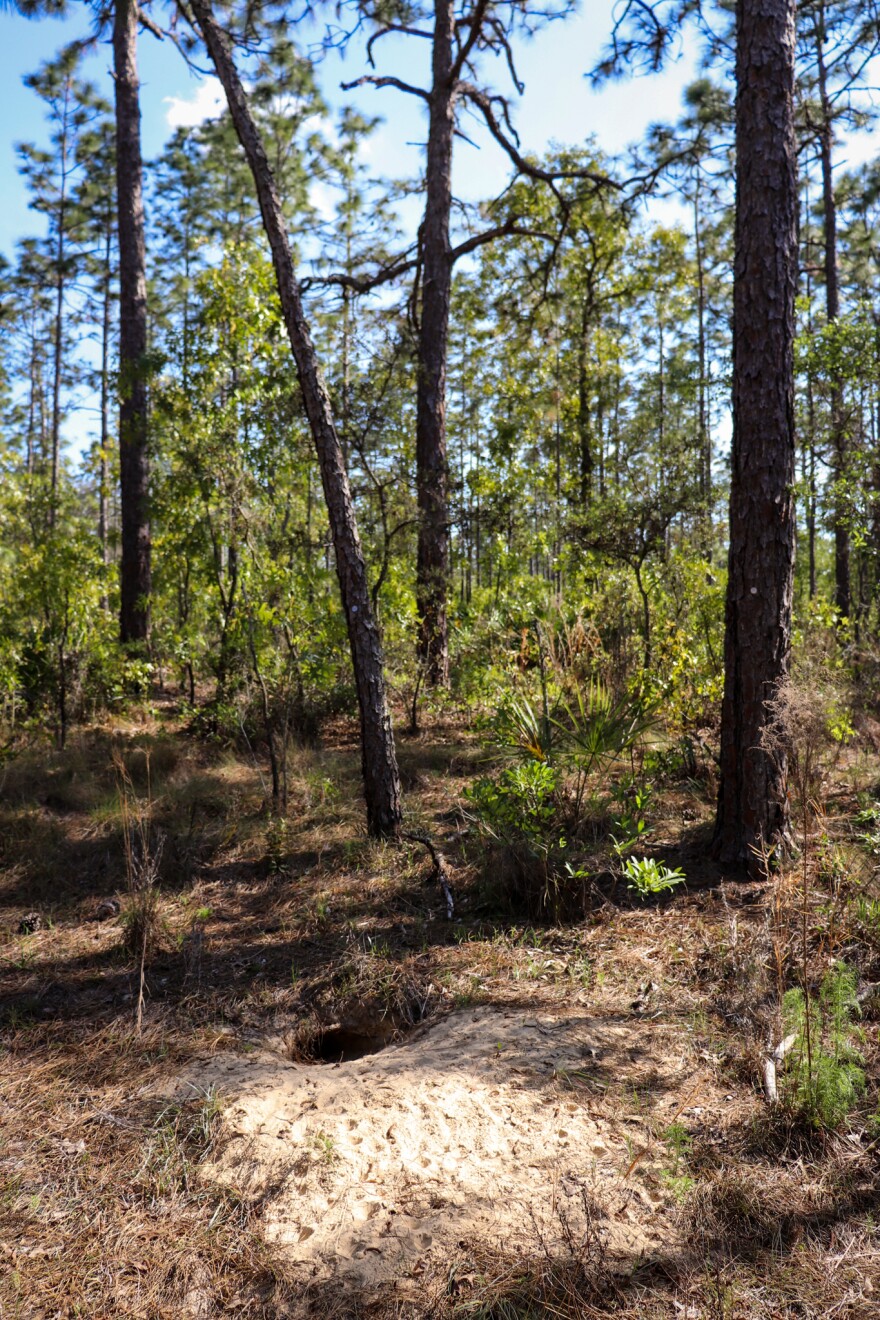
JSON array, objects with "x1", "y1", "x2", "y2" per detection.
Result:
[{"x1": 1, "y1": 702, "x2": 880, "y2": 1318}]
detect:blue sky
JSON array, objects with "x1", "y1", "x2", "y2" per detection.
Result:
[{"x1": 0, "y1": 1, "x2": 704, "y2": 266}]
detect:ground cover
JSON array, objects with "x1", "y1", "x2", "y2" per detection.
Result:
[{"x1": 1, "y1": 702, "x2": 879, "y2": 1317}]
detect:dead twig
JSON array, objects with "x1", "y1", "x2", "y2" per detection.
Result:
[{"x1": 402, "y1": 830, "x2": 455, "y2": 919}]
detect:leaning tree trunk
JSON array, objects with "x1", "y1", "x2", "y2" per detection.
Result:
[
  {"x1": 415, "y1": 0, "x2": 456, "y2": 687},
  {"x1": 191, "y1": 0, "x2": 402, "y2": 838},
  {"x1": 114, "y1": 0, "x2": 151, "y2": 643},
  {"x1": 712, "y1": 0, "x2": 798, "y2": 866}
]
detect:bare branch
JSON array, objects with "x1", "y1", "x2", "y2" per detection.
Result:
[
  {"x1": 301, "y1": 248, "x2": 420, "y2": 295},
  {"x1": 450, "y1": 0, "x2": 492, "y2": 84},
  {"x1": 139, "y1": 11, "x2": 166, "y2": 40},
  {"x1": 459, "y1": 82, "x2": 619, "y2": 193},
  {"x1": 449, "y1": 220, "x2": 555, "y2": 265},
  {"x1": 485, "y1": 14, "x2": 525, "y2": 94},
  {"x1": 366, "y1": 23, "x2": 433, "y2": 69},
  {"x1": 341, "y1": 73, "x2": 430, "y2": 102}
]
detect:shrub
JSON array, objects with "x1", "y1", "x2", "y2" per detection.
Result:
[
  {"x1": 622, "y1": 855, "x2": 686, "y2": 898},
  {"x1": 465, "y1": 761, "x2": 559, "y2": 846},
  {"x1": 781, "y1": 962, "x2": 866, "y2": 1129}
]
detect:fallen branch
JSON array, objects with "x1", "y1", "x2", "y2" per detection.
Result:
[
  {"x1": 763, "y1": 1032, "x2": 798, "y2": 1104},
  {"x1": 402, "y1": 830, "x2": 455, "y2": 920}
]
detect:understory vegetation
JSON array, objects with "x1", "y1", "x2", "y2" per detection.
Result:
[
  {"x1": 1, "y1": 671, "x2": 880, "y2": 1316},
  {"x1": 3, "y1": 0, "x2": 880, "y2": 1313}
]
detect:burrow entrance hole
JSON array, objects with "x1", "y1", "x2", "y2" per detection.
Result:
[{"x1": 299, "y1": 1014, "x2": 422, "y2": 1064}]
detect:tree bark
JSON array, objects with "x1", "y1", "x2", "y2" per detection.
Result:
[
  {"x1": 114, "y1": 0, "x2": 151, "y2": 643},
  {"x1": 190, "y1": 0, "x2": 402, "y2": 838},
  {"x1": 415, "y1": 0, "x2": 455, "y2": 687},
  {"x1": 712, "y1": 0, "x2": 798, "y2": 866}
]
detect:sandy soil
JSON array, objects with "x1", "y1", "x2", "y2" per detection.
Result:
[{"x1": 188, "y1": 1004, "x2": 728, "y2": 1293}]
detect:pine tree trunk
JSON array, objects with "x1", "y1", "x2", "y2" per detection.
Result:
[
  {"x1": 114, "y1": 0, "x2": 151, "y2": 644},
  {"x1": 712, "y1": 0, "x2": 798, "y2": 866},
  {"x1": 694, "y1": 185, "x2": 712, "y2": 525},
  {"x1": 99, "y1": 223, "x2": 112, "y2": 610},
  {"x1": 191, "y1": 0, "x2": 402, "y2": 839},
  {"x1": 415, "y1": 0, "x2": 455, "y2": 687},
  {"x1": 578, "y1": 293, "x2": 595, "y2": 505},
  {"x1": 50, "y1": 186, "x2": 65, "y2": 522},
  {"x1": 815, "y1": 12, "x2": 850, "y2": 618}
]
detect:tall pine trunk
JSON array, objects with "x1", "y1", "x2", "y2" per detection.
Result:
[
  {"x1": 190, "y1": 0, "x2": 402, "y2": 839},
  {"x1": 712, "y1": 0, "x2": 798, "y2": 865},
  {"x1": 815, "y1": 7, "x2": 849, "y2": 618},
  {"x1": 99, "y1": 221, "x2": 113, "y2": 608},
  {"x1": 114, "y1": 0, "x2": 151, "y2": 643},
  {"x1": 415, "y1": 0, "x2": 455, "y2": 687}
]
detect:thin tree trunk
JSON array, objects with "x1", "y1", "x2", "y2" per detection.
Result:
[
  {"x1": 50, "y1": 169, "x2": 65, "y2": 521},
  {"x1": 114, "y1": 0, "x2": 151, "y2": 644},
  {"x1": 26, "y1": 308, "x2": 39, "y2": 477},
  {"x1": 803, "y1": 187, "x2": 818, "y2": 600},
  {"x1": 712, "y1": 0, "x2": 798, "y2": 866},
  {"x1": 694, "y1": 184, "x2": 711, "y2": 531},
  {"x1": 191, "y1": 0, "x2": 402, "y2": 838},
  {"x1": 578, "y1": 292, "x2": 595, "y2": 505},
  {"x1": 415, "y1": 0, "x2": 455, "y2": 687},
  {"x1": 47, "y1": 73, "x2": 74, "y2": 525},
  {"x1": 815, "y1": 10, "x2": 849, "y2": 618},
  {"x1": 99, "y1": 221, "x2": 112, "y2": 607}
]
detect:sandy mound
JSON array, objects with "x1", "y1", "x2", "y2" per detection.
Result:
[{"x1": 192, "y1": 1006, "x2": 714, "y2": 1289}]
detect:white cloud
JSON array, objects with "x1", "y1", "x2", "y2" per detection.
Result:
[
  {"x1": 309, "y1": 180, "x2": 336, "y2": 222},
  {"x1": 164, "y1": 78, "x2": 225, "y2": 129}
]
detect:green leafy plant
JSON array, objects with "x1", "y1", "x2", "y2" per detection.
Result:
[
  {"x1": 312, "y1": 1130, "x2": 338, "y2": 1164},
  {"x1": 781, "y1": 962, "x2": 866, "y2": 1129},
  {"x1": 465, "y1": 760, "x2": 559, "y2": 846},
  {"x1": 492, "y1": 694, "x2": 556, "y2": 764},
  {"x1": 622, "y1": 855, "x2": 686, "y2": 898},
  {"x1": 660, "y1": 1120, "x2": 694, "y2": 1200},
  {"x1": 465, "y1": 761, "x2": 573, "y2": 916},
  {"x1": 554, "y1": 681, "x2": 656, "y2": 818},
  {"x1": 610, "y1": 778, "x2": 654, "y2": 856}
]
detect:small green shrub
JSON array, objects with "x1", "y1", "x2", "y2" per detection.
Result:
[
  {"x1": 465, "y1": 761, "x2": 559, "y2": 846},
  {"x1": 610, "y1": 778, "x2": 653, "y2": 856},
  {"x1": 781, "y1": 962, "x2": 866, "y2": 1129},
  {"x1": 466, "y1": 762, "x2": 578, "y2": 918},
  {"x1": 622, "y1": 855, "x2": 686, "y2": 898}
]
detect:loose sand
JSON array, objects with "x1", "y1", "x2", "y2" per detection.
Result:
[{"x1": 190, "y1": 1005, "x2": 720, "y2": 1292}]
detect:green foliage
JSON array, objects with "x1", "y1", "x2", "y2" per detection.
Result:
[
  {"x1": 782, "y1": 963, "x2": 866, "y2": 1129},
  {"x1": 492, "y1": 694, "x2": 556, "y2": 764},
  {"x1": 622, "y1": 856, "x2": 686, "y2": 898},
  {"x1": 555, "y1": 682, "x2": 656, "y2": 814},
  {"x1": 465, "y1": 761, "x2": 559, "y2": 847},
  {"x1": 610, "y1": 778, "x2": 654, "y2": 856}
]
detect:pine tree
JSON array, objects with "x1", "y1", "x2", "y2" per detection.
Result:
[{"x1": 713, "y1": 0, "x2": 799, "y2": 864}]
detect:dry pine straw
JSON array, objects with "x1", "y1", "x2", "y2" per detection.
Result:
[{"x1": 1, "y1": 718, "x2": 880, "y2": 1317}]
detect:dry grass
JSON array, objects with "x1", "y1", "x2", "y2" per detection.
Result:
[{"x1": 1, "y1": 704, "x2": 880, "y2": 1316}]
